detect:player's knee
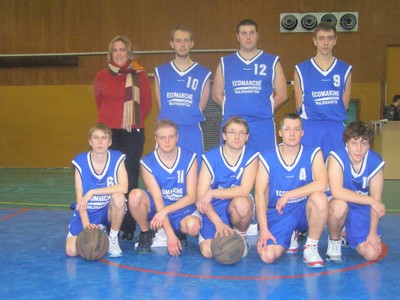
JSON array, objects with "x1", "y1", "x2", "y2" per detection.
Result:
[
  {"x1": 230, "y1": 197, "x2": 252, "y2": 217},
  {"x1": 65, "y1": 241, "x2": 78, "y2": 257},
  {"x1": 328, "y1": 200, "x2": 347, "y2": 220},
  {"x1": 111, "y1": 192, "x2": 125, "y2": 209},
  {"x1": 200, "y1": 241, "x2": 213, "y2": 259},
  {"x1": 309, "y1": 192, "x2": 328, "y2": 210},
  {"x1": 259, "y1": 249, "x2": 278, "y2": 264},
  {"x1": 185, "y1": 217, "x2": 201, "y2": 236},
  {"x1": 360, "y1": 245, "x2": 381, "y2": 262},
  {"x1": 128, "y1": 188, "x2": 145, "y2": 209}
]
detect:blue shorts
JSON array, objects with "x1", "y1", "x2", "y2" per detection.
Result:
[
  {"x1": 221, "y1": 118, "x2": 275, "y2": 152},
  {"x1": 345, "y1": 204, "x2": 381, "y2": 249},
  {"x1": 200, "y1": 200, "x2": 231, "y2": 240},
  {"x1": 176, "y1": 123, "x2": 203, "y2": 168},
  {"x1": 266, "y1": 200, "x2": 308, "y2": 249},
  {"x1": 148, "y1": 191, "x2": 197, "y2": 232},
  {"x1": 302, "y1": 119, "x2": 345, "y2": 160},
  {"x1": 68, "y1": 205, "x2": 110, "y2": 236}
]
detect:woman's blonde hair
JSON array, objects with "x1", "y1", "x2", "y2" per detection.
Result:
[{"x1": 107, "y1": 35, "x2": 133, "y2": 62}]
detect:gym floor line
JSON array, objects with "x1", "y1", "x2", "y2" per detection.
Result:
[{"x1": 0, "y1": 169, "x2": 399, "y2": 299}]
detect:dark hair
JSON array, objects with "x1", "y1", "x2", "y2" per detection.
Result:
[
  {"x1": 236, "y1": 19, "x2": 258, "y2": 33},
  {"x1": 393, "y1": 94, "x2": 400, "y2": 103},
  {"x1": 170, "y1": 25, "x2": 193, "y2": 41},
  {"x1": 343, "y1": 121, "x2": 374, "y2": 144},
  {"x1": 222, "y1": 116, "x2": 249, "y2": 133},
  {"x1": 279, "y1": 113, "x2": 302, "y2": 129},
  {"x1": 314, "y1": 22, "x2": 337, "y2": 36}
]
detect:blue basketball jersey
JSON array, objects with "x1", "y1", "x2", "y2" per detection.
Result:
[
  {"x1": 202, "y1": 144, "x2": 259, "y2": 206},
  {"x1": 296, "y1": 58, "x2": 352, "y2": 121},
  {"x1": 156, "y1": 61, "x2": 211, "y2": 125},
  {"x1": 221, "y1": 51, "x2": 279, "y2": 121},
  {"x1": 140, "y1": 146, "x2": 197, "y2": 207},
  {"x1": 259, "y1": 145, "x2": 321, "y2": 208},
  {"x1": 72, "y1": 150, "x2": 126, "y2": 211},
  {"x1": 329, "y1": 147, "x2": 385, "y2": 216}
]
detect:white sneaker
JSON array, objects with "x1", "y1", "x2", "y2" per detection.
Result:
[
  {"x1": 234, "y1": 228, "x2": 250, "y2": 257},
  {"x1": 151, "y1": 228, "x2": 167, "y2": 248},
  {"x1": 326, "y1": 237, "x2": 343, "y2": 263},
  {"x1": 246, "y1": 223, "x2": 258, "y2": 236},
  {"x1": 108, "y1": 235, "x2": 123, "y2": 257},
  {"x1": 303, "y1": 243, "x2": 324, "y2": 268},
  {"x1": 285, "y1": 231, "x2": 299, "y2": 254}
]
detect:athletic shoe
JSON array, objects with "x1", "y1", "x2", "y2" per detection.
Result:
[
  {"x1": 136, "y1": 231, "x2": 154, "y2": 254},
  {"x1": 108, "y1": 235, "x2": 123, "y2": 257},
  {"x1": 303, "y1": 243, "x2": 324, "y2": 268},
  {"x1": 234, "y1": 228, "x2": 250, "y2": 257},
  {"x1": 326, "y1": 237, "x2": 343, "y2": 263},
  {"x1": 246, "y1": 223, "x2": 259, "y2": 236},
  {"x1": 175, "y1": 231, "x2": 188, "y2": 248},
  {"x1": 285, "y1": 231, "x2": 299, "y2": 254},
  {"x1": 121, "y1": 231, "x2": 134, "y2": 241},
  {"x1": 151, "y1": 228, "x2": 168, "y2": 247}
]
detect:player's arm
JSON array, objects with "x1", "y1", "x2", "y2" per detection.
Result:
[
  {"x1": 255, "y1": 162, "x2": 277, "y2": 252},
  {"x1": 273, "y1": 61, "x2": 288, "y2": 109},
  {"x1": 342, "y1": 72, "x2": 352, "y2": 110},
  {"x1": 293, "y1": 69, "x2": 303, "y2": 112},
  {"x1": 328, "y1": 155, "x2": 385, "y2": 217},
  {"x1": 367, "y1": 169, "x2": 384, "y2": 234},
  {"x1": 74, "y1": 169, "x2": 92, "y2": 229},
  {"x1": 276, "y1": 150, "x2": 327, "y2": 214},
  {"x1": 142, "y1": 164, "x2": 181, "y2": 255},
  {"x1": 199, "y1": 78, "x2": 211, "y2": 111},
  {"x1": 78, "y1": 161, "x2": 128, "y2": 210},
  {"x1": 154, "y1": 75, "x2": 162, "y2": 110},
  {"x1": 212, "y1": 63, "x2": 225, "y2": 106}
]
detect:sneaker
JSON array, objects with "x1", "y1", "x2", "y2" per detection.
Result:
[
  {"x1": 326, "y1": 237, "x2": 343, "y2": 263},
  {"x1": 108, "y1": 235, "x2": 123, "y2": 257},
  {"x1": 174, "y1": 231, "x2": 188, "y2": 248},
  {"x1": 234, "y1": 228, "x2": 250, "y2": 257},
  {"x1": 285, "y1": 231, "x2": 299, "y2": 254},
  {"x1": 303, "y1": 243, "x2": 324, "y2": 268},
  {"x1": 151, "y1": 228, "x2": 167, "y2": 248},
  {"x1": 136, "y1": 231, "x2": 153, "y2": 254},
  {"x1": 121, "y1": 231, "x2": 134, "y2": 241}
]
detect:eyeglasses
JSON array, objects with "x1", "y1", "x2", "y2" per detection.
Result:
[{"x1": 225, "y1": 130, "x2": 247, "y2": 137}]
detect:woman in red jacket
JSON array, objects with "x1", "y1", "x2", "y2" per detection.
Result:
[{"x1": 94, "y1": 35, "x2": 152, "y2": 240}]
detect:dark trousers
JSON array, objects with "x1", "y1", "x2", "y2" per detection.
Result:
[{"x1": 110, "y1": 128, "x2": 145, "y2": 234}]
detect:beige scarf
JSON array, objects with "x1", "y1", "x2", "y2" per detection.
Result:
[{"x1": 108, "y1": 60, "x2": 143, "y2": 132}]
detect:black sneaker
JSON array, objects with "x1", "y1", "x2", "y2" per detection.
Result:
[
  {"x1": 136, "y1": 231, "x2": 153, "y2": 254},
  {"x1": 121, "y1": 231, "x2": 134, "y2": 241},
  {"x1": 175, "y1": 231, "x2": 188, "y2": 248}
]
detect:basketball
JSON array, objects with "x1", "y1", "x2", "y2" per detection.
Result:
[
  {"x1": 211, "y1": 231, "x2": 245, "y2": 265},
  {"x1": 76, "y1": 228, "x2": 109, "y2": 260}
]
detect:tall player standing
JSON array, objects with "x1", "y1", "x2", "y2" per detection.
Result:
[
  {"x1": 294, "y1": 22, "x2": 352, "y2": 160},
  {"x1": 155, "y1": 25, "x2": 211, "y2": 167},
  {"x1": 213, "y1": 19, "x2": 287, "y2": 151}
]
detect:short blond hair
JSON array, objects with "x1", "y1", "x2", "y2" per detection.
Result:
[{"x1": 107, "y1": 35, "x2": 133, "y2": 62}]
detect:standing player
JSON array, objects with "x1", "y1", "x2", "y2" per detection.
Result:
[
  {"x1": 66, "y1": 123, "x2": 127, "y2": 258},
  {"x1": 294, "y1": 22, "x2": 352, "y2": 160},
  {"x1": 326, "y1": 121, "x2": 385, "y2": 263},
  {"x1": 197, "y1": 116, "x2": 259, "y2": 258},
  {"x1": 155, "y1": 25, "x2": 211, "y2": 167},
  {"x1": 128, "y1": 120, "x2": 200, "y2": 257},
  {"x1": 213, "y1": 19, "x2": 287, "y2": 151},
  {"x1": 255, "y1": 113, "x2": 328, "y2": 268}
]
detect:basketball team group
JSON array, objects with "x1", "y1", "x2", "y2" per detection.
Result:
[{"x1": 65, "y1": 19, "x2": 386, "y2": 268}]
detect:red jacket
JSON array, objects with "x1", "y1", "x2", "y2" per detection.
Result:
[{"x1": 94, "y1": 65, "x2": 152, "y2": 129}]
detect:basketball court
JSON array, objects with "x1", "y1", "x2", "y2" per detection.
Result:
[{"x1": 0, "y1": 168, "x2": 399, "y2": 299}]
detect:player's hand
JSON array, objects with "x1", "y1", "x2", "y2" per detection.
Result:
[
  {"x1": 276, "y1": 194, "x2": 289, "y2": 215},
  {"x1": 257, "y1": 229, "x2": 277, "y2": 254},
  {"x1": 150, "y1": 209, "x2": 168, "y2": 230},
  {"x1": 167, "y1": 233, "x2": 182, "y2": 257},
  {"x1": 371, "y1": 200, "x2": 385, "y2": 218},
  {"x1": 215, "y1": 223, "x2": 234, "y2": 238},
  {"x1": 84, "y1": 223, "x2": 98, "y2": 230},
  {"x1": 196, "y1": 191, "x2": 212, "y2": 214}
]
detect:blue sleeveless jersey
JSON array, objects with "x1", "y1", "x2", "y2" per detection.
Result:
[
  {"x1": 221, "y1": 51, "x2": 279, "y2": 121},
  {"x1": 259, "y1": 145, "x2": 321, "y2": 208},
  {"x1": 330, "y1": 148, "x2": 385, "y2": 215},
  {"x1": 296, "y1": 58, "x2": 352, "y2": 121},
  {"x1": 72, "y1": 150, "x2": 126, "y2": 211},
  {"x1": 156, "y1": 61, "x2": 211, "y2": 125},
  {"x1": 140, "y1": 146, "x2": 197, "y2": 207},
  {"x1": 202, "y1": 145, "x2": 259, "y2": 205}
]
